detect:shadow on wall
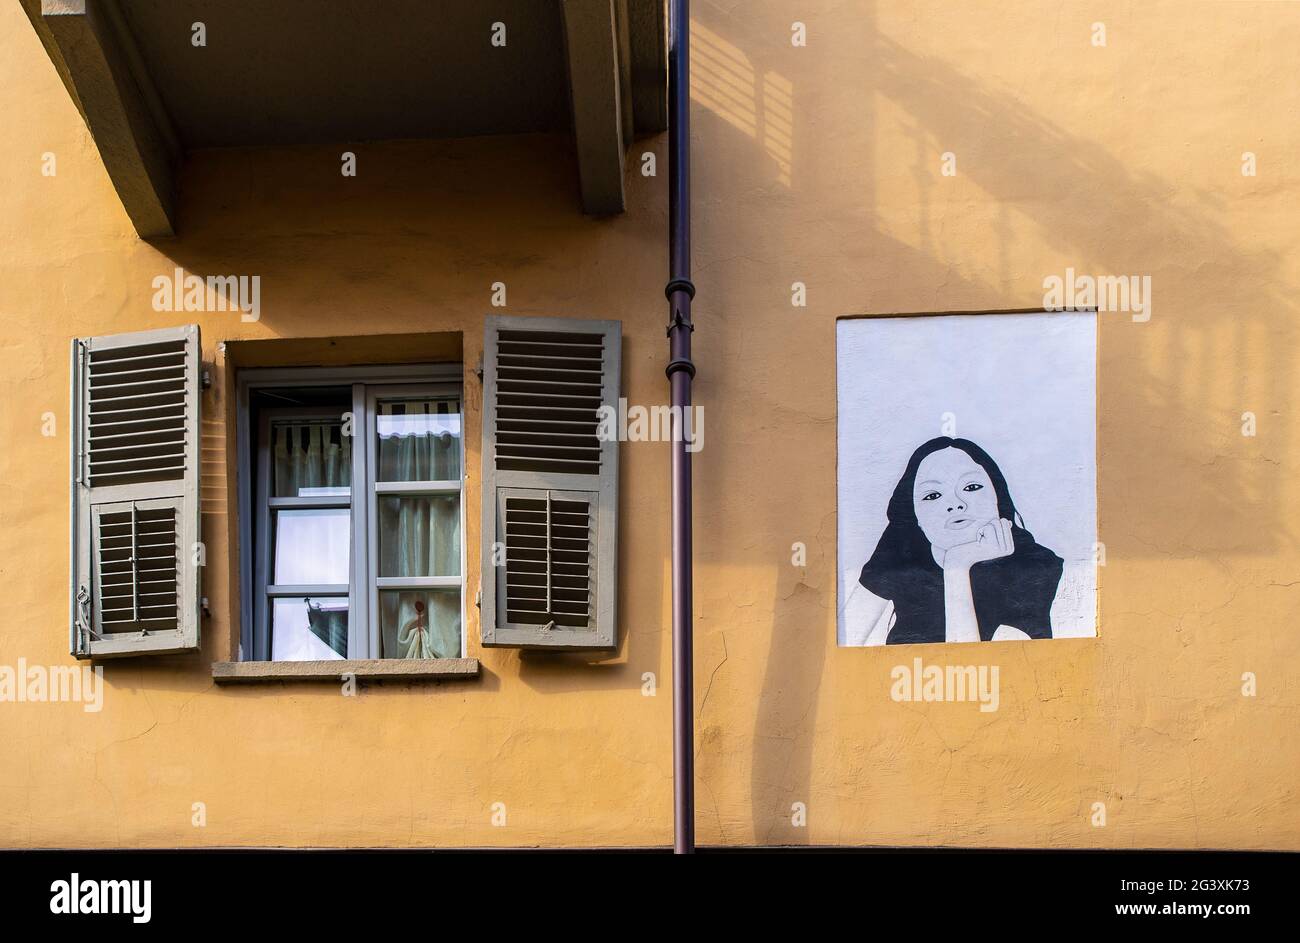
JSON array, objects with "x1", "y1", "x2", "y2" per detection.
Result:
[
  {"x1": 683, "y1": 0, "x2": 1295, "y2": 845},
  {"x1": 867, "y1": 28, "x2": 1294, "y2": 563}
]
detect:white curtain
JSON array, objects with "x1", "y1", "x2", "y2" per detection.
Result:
[
  {"x1": 273, "y1": 421, "x2": 351, "y2": 656},
  {"x1": 273, "y1": 421, "x2": 351, "y2": 497},
  {"x1": 376, "y1": 400, "x2": 461, "y2": 658}
]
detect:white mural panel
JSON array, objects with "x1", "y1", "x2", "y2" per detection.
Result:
[{"x1": 837, "y1": 311, "x2": 1098, "y2": 646}]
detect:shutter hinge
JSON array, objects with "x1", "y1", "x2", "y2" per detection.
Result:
[
  {"x1": 201, "y1": 367, "x2": 212, "y2": 390},
  {"x1": 474, "y1": 353, "x2": 484, "y2": 383},
  {"x1": 74, "y1": 586, "x2": 95, "y2": 653}
]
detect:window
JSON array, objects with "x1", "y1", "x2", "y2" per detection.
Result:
[{"x1": 241, "y1": 366, "x2": 464, "y2": 662}]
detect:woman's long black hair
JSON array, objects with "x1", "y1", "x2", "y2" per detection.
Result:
[{"x1": 859, "y1": 437, "x2": 1062, "y2": 643}]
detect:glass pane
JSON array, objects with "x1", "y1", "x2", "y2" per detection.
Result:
[
  {"x1": 378, "y1": 495, "x2": 460, "y2": 577},
  {"x1": 274, "y1": 508, "x2": 350, "y2": 584},
  {"x1": 272, "y1": 596, "x2": 348, "y2": 660},
  {"x1": 376, "y1": 399, "x2": 461, "y2": 482},
  {"x1": 272, "y1": 420, "x2": 351, "y2": 497},
  {"x1": 379, "y1": 590, "x2": 461, "y2": 659}
]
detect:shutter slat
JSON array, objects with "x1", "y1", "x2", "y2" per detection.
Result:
[
  {"x1": 90, "y1": 450, "x2": 186, "y2": 467},
  {"x1": 498, "y1": 342, "x2": 603, "y2": 358},
  {"x1": 87, "y1": 440, "x2": 186, "y2": 458},
  {"x1": 498, "y1": 381, "x2": 603, "y2": 395},
  {"x1": 89, "y1": 406, "x2": 187, "y2": 423},
  {"x1": 89, "y1": 391, "x2": 185, "y2": 409},
  {"x1": 87, "y1": 364, "x2": 186, "y2": 383},
  {"x1": 89, "y1": 431, "x2": 186, "y2": 450},
  {"x1": 88, "y1": 350, "x2": 186, "y2": 371},
  {"x1": 88, "y1": 374, "x2": 186, "y2": 393},
  {"x1": 497, "y1": 459, "x2": 600, "y2": 475},
  {"x1": 497, "y1": 405, "x2": 599, "y2": 416}
]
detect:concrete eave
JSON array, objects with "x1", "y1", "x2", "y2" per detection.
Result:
[
  {"x1": 26, "y1": 0, "x2": 180, "y2": 237},
  {"x1": 23, "y1": 0, "x2": 667, "y2": 233}
]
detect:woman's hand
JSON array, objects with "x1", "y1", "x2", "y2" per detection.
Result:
[
  {"x1": 941, "y1": 518, "x2": 1014, "y2": 642},
  {"x1": 941, "y1": 517, "x2": 1015, "y2": 572}
]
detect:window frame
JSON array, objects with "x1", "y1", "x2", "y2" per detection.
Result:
[{"x1": 236, "y1": 364, "x2": 464, "y2": 662}]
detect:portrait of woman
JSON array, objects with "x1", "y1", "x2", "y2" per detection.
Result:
[
  {"x1": 836, "y1": 312, "x2": 1096, "y2": 647},
  {"x1": 856, "y1": 436, "x2": 1064, "y2": 645}
]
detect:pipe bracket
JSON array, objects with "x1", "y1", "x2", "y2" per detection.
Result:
[{"x1": 666, "y1": 307, "x2": 695, "y2": 337}]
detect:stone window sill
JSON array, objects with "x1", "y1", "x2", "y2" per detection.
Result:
[{"x1": 212, "y1": 658, "x2": 480, "y2": 684}]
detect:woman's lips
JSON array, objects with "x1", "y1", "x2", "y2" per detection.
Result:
[{"x1": 945, "y1": 517, "x2": 974, "y2": 530}]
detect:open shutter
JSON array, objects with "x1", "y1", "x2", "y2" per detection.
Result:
[
  {"x1": 71, "y1": 325, "x2": 201, "y2": 658},
  {"x1": 481, "y1": 315, "x2": 620, "y2": 648}
]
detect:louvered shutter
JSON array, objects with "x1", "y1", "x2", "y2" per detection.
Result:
[
  {"x1": 71, "y1": 325, "x2": 201, "y2": 658},
  {"x1": 481, "y1": 315, "x2": 620, "y2": 648}
]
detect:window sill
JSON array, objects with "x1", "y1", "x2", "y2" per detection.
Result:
[{"x1": 212, "y1": 658, "x2": 480, "y2": 684}]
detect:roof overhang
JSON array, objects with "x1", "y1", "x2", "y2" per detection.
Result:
[{"x1": 23, "y1": 0, "x2": 667, "y2": 236}]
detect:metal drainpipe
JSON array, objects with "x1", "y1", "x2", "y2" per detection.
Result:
[{"x1": 665, "y1": 0, "x2": 696, "y2": 855}]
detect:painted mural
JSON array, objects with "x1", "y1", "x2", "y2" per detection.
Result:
[{"x1": 837, "y1": 312, "x2": 1098, "y2": 646}]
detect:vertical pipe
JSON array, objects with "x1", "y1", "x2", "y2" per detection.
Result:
[{"x1": 666, "y1": 0, "x2": 696, "y2": 855}]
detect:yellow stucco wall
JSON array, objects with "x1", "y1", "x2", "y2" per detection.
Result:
[{"x1": 1, "y1": 1, "x2": 1297, "y2": 848}]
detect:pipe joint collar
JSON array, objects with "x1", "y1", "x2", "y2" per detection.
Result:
[
  {"x1": 665, "y1": 356, "x2": 697, "y2": 380},
  {"x1": 664, "y1": 278, "x2": 696, "y2": 300}
]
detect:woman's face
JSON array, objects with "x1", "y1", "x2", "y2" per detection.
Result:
[{"x1": 912, "y1": 447, "x2": 999, "y2": 551}]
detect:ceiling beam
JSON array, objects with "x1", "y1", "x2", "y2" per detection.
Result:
[
  {"x1": 32, "y1": 0, "x2": 180, "y2": 237},
  {"x1": 560, "y1": 0, "x2": 628, "y2": 215},
  {"x1": 627, "y1": 0, "x2": 667, "y2": 133}
]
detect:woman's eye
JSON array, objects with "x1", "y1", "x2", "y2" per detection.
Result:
[
  {"x1": 921, "y1": 491, "x2": 941, "y2": 501},
  {"x1": 962, "y1": 483, "x2": 983, "y2": 492}
]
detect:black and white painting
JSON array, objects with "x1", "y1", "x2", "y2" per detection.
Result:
[{"x1": 837, "y1": 311, "x2": 1097, "y2": 646}]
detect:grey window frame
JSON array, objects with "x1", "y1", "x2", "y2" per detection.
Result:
[{"x1": 237, "y1": 364, "x2": 464, "y2": 662}]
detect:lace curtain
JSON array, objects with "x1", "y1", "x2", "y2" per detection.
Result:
[
  {"x1": 274, "y1": 421, "x2": 351, "y2": 498},
  {"x1": 376, "y1": 400, "x2": 461, "y2": 658}
]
